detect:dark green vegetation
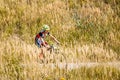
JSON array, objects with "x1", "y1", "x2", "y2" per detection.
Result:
[{"x1": 0, "y1": 0, "x2": 119, "y2": 54}]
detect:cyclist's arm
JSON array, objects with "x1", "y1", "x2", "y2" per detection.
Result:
[{"x1": 49, "y1": 34, "x2": 60, "y2": 44}]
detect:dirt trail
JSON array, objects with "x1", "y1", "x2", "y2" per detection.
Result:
[{"x1": 22, "y1": 62, "x2": 120, "y2": 70}]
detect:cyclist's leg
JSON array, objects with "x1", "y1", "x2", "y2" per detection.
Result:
[
  {"x1": 35, "y1": 37, "x2": 45, "y2": 59},
  {"x1": 39, "y1": 41, "x2": 49, "y2": 60},
  {"x1": 39, "y1": 47, "x2": 45, "y2": 60}
]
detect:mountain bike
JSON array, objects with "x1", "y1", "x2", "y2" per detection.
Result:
[
  {"x1": 44, "y1": 43, "x2": 67, "y2": 65},
  {"x1": 36, "y1": 43, "x2": 68, "y2": 79}
]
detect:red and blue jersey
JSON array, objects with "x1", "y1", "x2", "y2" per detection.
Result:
[
  {"x1": 36, "y1": 30, "x2": 50, "y2": 38},
  {"x1": 35, "y1": 30, "x2": 50, "y2": 48}
]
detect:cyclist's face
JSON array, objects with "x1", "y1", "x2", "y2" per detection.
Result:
[{"x1": 45, "y1": 30, "x2": 49, "y2": 33}]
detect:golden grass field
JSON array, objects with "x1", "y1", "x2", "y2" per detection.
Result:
[
  {"x1": 0, "y1": 36, "x2": 120, "y2": 80},
  {"x1": 0, "y1": 0, "x2": 120, "y2": 80}
]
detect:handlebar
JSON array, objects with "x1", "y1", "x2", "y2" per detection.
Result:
[{"x1": 48, "y1": 43, "x2": 60, "y2": 53}]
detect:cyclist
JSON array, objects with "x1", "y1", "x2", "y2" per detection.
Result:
[{"x1": 35, "y1": 24, "x2": 60, "y2": 60}]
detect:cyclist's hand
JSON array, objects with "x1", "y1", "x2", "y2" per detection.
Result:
[
  {"x1": 45, "y1": 45, "x2": 51, "y2": 51},
  {"x1": 45, "y1": 45, "x2": 50, "y2": 48},
  {"x1": 57, "y1": 42, "x2": 60, "y2": 45}
]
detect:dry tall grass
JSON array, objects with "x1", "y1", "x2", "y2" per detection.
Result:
[
  {"x1": 0, "y1": 0, "x2": 120, "y2": 80},
  {"x1": 0, "y1": 36, "x2": 118, "y2": 63},
  {"x1": 0, "y1": 36, "x2": 119, "y2": 79}
]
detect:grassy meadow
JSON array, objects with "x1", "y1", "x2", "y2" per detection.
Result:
[{"x1": 0, "y1": 0, "x2": 120, "y2": 80}]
